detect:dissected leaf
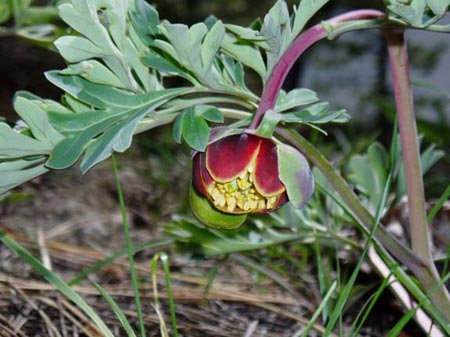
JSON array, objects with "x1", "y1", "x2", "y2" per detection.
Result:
[
  {"x1": 396, "y1": 143, "x2": 444, "y2": 197},
  {"x1": 260, "y1": 0, "x2": 292, "y2": 75},
  {"x1": 47, "y1": 86, "x2": 190, "y2": 170},
  {"x1": 54, "y1": 36, "x2": 104, "y2": 63},
  {"x1": 158, "y1": 23, "x2": 207, "y2": 76},
  {"x1": 255, "y1": 109, "x2": 282, "y2": 138},
  {"x1": 279, "y1": 96, "x2": 350, "y2": 125},
  {"x1": 201, "y1": 106, "x2": 223, "y2": 123},
  {"x1": 131, "y1": 0, "x2": 159, "y2": 42},
  {"x1": 155, "y1": 20, "x2": 227, "y2": 88},
  {"x1": 0, "y1": 123, "x2": 53, "y2": 158},
  {"x1": 220, "y1": 55, "x2": 247, "y2": 89},
  {"x1": 348, "y1": 143, "x2": 389, "y2": 212},
  {"x1": 46, "y1": 72, "x2": 169, "y2": 109},
  {"x1": 0, "y1": 91, "x2": 64, "y2": 160},
  {"x1": 275, "y1": 88, "x2": 319, "y2": 113},
  {"x1": 172, "y1": 113, "x2": 184, "y2": 144},
  {"x1": 57, "y1": 0, "x2": 145, "y2": 91},
  {"x1": 0, "y1": 160, "x2": 48, "y2": 195},
  {"x1": 80, "y1": 103, "x2": 171, "y2": 172},
  {"x1": 201, "y1": 21, "x2": 226, "y2": 78},
  {"x1": 386, "y1": 0, "x2": 449, "y2": 27},
  {"x1": 425, "y1": 0, "x2": 450, "y2": 16},
  {"x1": 60, "y1": 60, "x2": 126, "y2": 89},
  {"x1": 142, "y1": 50, "x2": 187, "y2": 76},
  {"x1": 181, "y1": 107, "x2": 210, "y2": 152},
  {"x1": 165, "y1": 215, "x2": 316, "y2": 256},
  {"x1": 221, "y1": 34, "x2": 266, "y2": 80},
  {"x1": 13, "y1": 92, "x2": 64, "y2": 144},
  {"x1": 292, "y1": 0, "x2": 330, "y2": 37}
]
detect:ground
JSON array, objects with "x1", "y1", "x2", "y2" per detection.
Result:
[{"x1": 0, "y1": 136, "x2": 435, "y2": 337}]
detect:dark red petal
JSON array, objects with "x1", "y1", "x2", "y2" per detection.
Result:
[
  {"x1": 254, "y1": 138, "x2": 285, "y2": 196},
  {"x1": 206, "y1": 133, "x2": 260, "y2": 182},
  {"x1": 274, "y1": 191, "x2": 288, "y2": 208},
  {"x1": 192, "y1": 152, "x2": 213, "y2": 196}
]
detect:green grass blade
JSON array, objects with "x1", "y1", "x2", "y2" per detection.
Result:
[
  {"x1": 324, "y1": 123, "x2": 400, "y2": 335},
  {"x1": 387, "y1": 271, "x2": 450, "y2": 336},
  {"x1": 427, "y1": 183, "x2": 450, "y2": 223},
  {"x1": 349, "y1": 270, "x2": 393, "y2": 337},
  {"x1": 230, "y1": 253, "x2": 297, "y2": 296},
  {"x1": 160, "y1": 253, "x2": 179, "y2": 337},
  {"x1": 203, "y1": 256, "x2": 227, "y2": 298},
  {"x1": 111, "y1": 154, "x2": 146, "y2": 337},
  {"x1": 313, "y1": 228, "x2": 330, "y2": 323},
  {"x1": 0, "y1": 230, "x2": 115, "y2": 337},
  {"x1": 69, "y1": 237, "x2": 174, "y2": 285},
  {"x1": 94, "y1": 282, "x2": 138, "y2": 337},
  {"x1": 300, "y1": 280, "x2": 337, "y2": 337},
  {"x1": 442, "y1": 246, "x2": 450, "y2": 280},
  {"x1": 324, "y1": 169, "x2": 393, "y2": 335},
  {"x1": 317, "y1": 181, "x2": 450, "y2": 335},
  {"x1": 387, "y1": 307, "x2": 418, "y2": 337}
]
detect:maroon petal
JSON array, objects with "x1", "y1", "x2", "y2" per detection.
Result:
[
  {"x1": 192, "y1": 152, "x2": 213, "y2": 196},
  {"x1": 274, "y1": 191, "x2": 288, "y2": 209},
  {"x1": 253, "y1": 138, "x2": 285, "y2": 196},
  {"x1": 206, "y1": 133, "x2": 260, "y2": 182}
]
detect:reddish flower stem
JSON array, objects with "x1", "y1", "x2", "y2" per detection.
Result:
[
  {"x1": 253, "y1": 7, "x2": 450, "y2": 324},
  {"x1": 249, "y1": 9, "x2": 384, "y2": 129},
  {"x1": 385, "y1": 29, "x2": 450, "y2": 319}
]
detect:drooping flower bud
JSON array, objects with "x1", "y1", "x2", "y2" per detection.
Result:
[{"x1": 190, "y1": 130, "x2": 314, "y2": 228}]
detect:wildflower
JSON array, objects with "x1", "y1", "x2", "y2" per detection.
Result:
[{"x1": 190, "y1": 130, "x2": 314, "y2": 228}]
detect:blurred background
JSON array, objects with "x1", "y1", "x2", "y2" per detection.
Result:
[{"x1": 1, "y1": 0, "x2": 448, "y2": 197}]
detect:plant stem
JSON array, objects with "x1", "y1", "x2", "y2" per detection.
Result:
[
  {"x1": 384, "y1": 28, "x2": 450, "y2": 314},
  {"x1": 277, "y1": 129, "x2": 421, "y2": 271},
  {"x1": 384, "y1": 30, "x2": 431, "y2": 260},
  {"x1": 253, "y1": 5, "x2": 450, "y2": 322},
  {"x1": 277, "y1": 128, "x2": 450, "y2": 324},
  {"x1": 249, "y1": 9, "x2": 384, "y2": 129},
  {"x1": 111, "y1": 154, "x2": 147, "y2": 337}
]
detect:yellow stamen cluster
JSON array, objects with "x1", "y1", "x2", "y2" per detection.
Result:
[{"x1": 207, "y1": 165, "x2": 279, "y2": 214}]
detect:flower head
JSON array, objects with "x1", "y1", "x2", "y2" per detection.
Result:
[{"x1": 190, "y1": 129, "x2": 314, "y2": 228}]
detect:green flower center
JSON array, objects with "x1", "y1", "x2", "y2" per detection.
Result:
[{"x1": 207, "y1": 165, "x2": 279, "y2": 214}]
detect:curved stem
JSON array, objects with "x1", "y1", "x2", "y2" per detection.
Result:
[
  {"x1": 249, "y1": 9, "x2": 384, "y2": 129},
  {"x1": 278, "y1": 128, "x2": 450, "y2": 325},
  {"x1": 277, "y1": 129, "x2": 425, "y2": 273}
]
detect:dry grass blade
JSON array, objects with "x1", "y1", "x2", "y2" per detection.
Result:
[
  {"x1": 38, "y1": 296, "x2": 103, "y2": 337},
  {"x1": 37, "y1": 226, "x2": 53, "y2": 271},
  {"x1": 253, "y1": 302, "x2": 338, "y2": 337},
  {"x1": 9, "y1": 283, "x2": 62, "y2": 337},
  {"x1": 0, "y1": 272, "x2": 296, "y2": 305},
  {"x1": 0, "y1": 314, "x2": 28, "y2": 337}
]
